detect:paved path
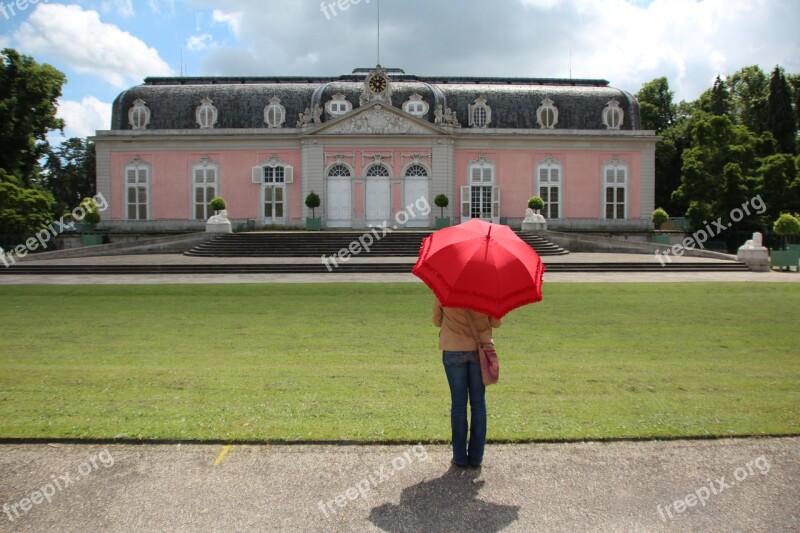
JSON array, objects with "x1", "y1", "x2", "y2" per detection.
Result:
[
  {"x1": 1, "y1": 438, "x2": 797, "y2": 532},
  {"x1": 2, "y1": 252, "x2": 799, "y2": 284}
]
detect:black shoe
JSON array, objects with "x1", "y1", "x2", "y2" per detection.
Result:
[
  {"x1": 469, "y1": 463, "x2": 482, "y2": 469},
  {"x1": 451, "y1": 459, "x2": 469, "y2": 468}
]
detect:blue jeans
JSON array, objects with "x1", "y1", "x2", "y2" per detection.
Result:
[{"x1": 442, "y1": 350, "x2": 486, "y2": 466}]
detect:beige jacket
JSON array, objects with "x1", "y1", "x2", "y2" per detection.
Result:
[{"x1": 432, "y1": 298, "x2": 502, "y2": 351}]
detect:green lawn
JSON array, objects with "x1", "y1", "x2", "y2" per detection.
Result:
[{"x1": 0, "y1": 283, "x2": 797, "y2": 442}]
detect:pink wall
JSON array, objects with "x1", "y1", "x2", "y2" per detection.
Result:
[
  {"x1": 454, "y1": 150, "x2": 643, "y2": 220},
  {"x1": 109, "y1": 150, "x2": 302, "y2": 221}
]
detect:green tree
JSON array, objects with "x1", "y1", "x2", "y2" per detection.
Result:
[
  {"x1": 766, "y1": 66, "x2": 797, "y2": 154},
  {"x1": 42, "y1": 138, "x2": 96, "y2": 214},
  {"x1": 757, "y1": 154, "x2": 800, "y2": 220},
  {"x1": 672, "y1": 113, "x2": 761, "y2": 232},
  {"x1": 727, "y1": 65, "x2": 769, "y2": 134},
  {"x1": 0, "y1": 49, "x2": 66, "y2": 185},
  {"x1": 636, "y1": 77, "x2": 675, "y2": 132},
  {"x1": 787, "y1": 73, "x2": 800, "y2": 138},
  {"x1": 709, "y1": 75, "x2": 730, "y2": 116},
  {"x1": 0, "y1": 169, "x2": 55, "y2": 235}
]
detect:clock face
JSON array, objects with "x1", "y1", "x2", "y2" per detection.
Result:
[{"x1": 369, "y1": 75, "x2": 387, "y2": 93}]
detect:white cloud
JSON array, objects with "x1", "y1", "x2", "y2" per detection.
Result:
[
  {"x1": 14, "y1": 3, "x2": 173, "y2": 88},
  {"x1": 57, "y1": 96, "x2": 112, "y2": 138},
  {"x1": 101, "y1": 0, "x2": 135, "y2": 17},
  {"x1": 212, "y1": 9, "x2": 243, "y2": 35},
  {"x1": 188, "y1": 0, "x2": 799, "y2": 102},
  {"x1": 186, "y1": 33, "x2": 215, "y2": 52}
]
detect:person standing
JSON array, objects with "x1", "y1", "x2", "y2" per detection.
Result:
[{"x1": 433, "y1": 298, "x2": 501, "y2": 468}]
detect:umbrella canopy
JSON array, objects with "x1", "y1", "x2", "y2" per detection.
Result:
[{"x1": 412, "y1": 219, "x2": 545, "y2": 319}]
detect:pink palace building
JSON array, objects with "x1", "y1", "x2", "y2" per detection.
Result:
[{"x1": 93, "y1": 65, "x2": 657, "y2": 231}]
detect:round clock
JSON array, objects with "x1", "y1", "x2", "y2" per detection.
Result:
[{"x1": 369, "y1": 75, "x2": 387, "y2": 93}]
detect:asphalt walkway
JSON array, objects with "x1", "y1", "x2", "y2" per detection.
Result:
[{"x1": 1, "y1": 438, "x2": 797, "y2": 532}]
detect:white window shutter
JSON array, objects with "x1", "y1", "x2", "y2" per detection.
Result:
[
  {"x1": 492, "y1": 185, "x2": 500, "y2": 222},
  {"x1": 252, "y1": 165, "x2": 263, "y2": 184},
  {"x1": 460, "y1": 185, "x2": 471, "y2": 219},
  {"x1": 284, "y1": 165, "x2": 294, "y2": 184}
]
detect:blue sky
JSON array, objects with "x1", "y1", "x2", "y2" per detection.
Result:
[{"x1": 1, "y1": 0, "x2": 798, "y2": 142}]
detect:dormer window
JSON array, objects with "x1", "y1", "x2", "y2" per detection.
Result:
[
  {"x1": 602, "y1": 99, "x2": 624, "y2": 130},
  {"x1": 326, "y1": 94, "x2": 352, "y2": 117},
  {"x1": 128, "y1": 99, "x2": 150, "y2": 130},
  {"x1": 537, "y1": 98, "x2": 558, "y2": 129},
  {"x1": 403, "y1": 94, "x2": 429, "y2": 117},
  {"x1": 469, "y1": 97, "x2": 492, "y2": 128},
  {"x1": 264, "y1": 96, "x2": 286, "y2": 129},
  {"x1": 195, "y1": 97, "x2": 218, "y2": 129}
]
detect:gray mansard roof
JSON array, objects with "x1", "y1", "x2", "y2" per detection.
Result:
[{"x1": 110, "y1": 70, "x2": 641, "y2": 131}]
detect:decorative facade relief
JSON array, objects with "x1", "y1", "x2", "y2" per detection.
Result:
[{"x1": 324, "y1": 106, "x2": 430, "y2": 135}]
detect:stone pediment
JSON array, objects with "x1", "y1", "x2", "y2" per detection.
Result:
[{"x1": 308, "y1": 103, "x2": 447, "y2": 136}]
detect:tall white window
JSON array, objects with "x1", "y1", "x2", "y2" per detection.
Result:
[
  {"x1": 125, "y1": 160, "x2": 149, "y2": 220},
  {"x1": 193, "y1": 161, "x2": 218, "y2": 219},
  {"x1": 603, "y1": 158, "x2": 628, "y2": 219},
  {"x1": 537, "y1": 157, "x2": 562, "y2": 219},
  {"x1": 461, "y1": 156, "x2": 499, "y2": 222},
  {"x1": 252, "y1": 157, "x2": 294, "y2": 223}
]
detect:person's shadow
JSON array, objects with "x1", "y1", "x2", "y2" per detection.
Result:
[{"x1": 368, "y1": 466, "x2": 520, "y2": 532}]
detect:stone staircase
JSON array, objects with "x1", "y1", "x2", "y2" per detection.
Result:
[{"x1": 183, "y1": 231, "x2": 570, "y2": 258}]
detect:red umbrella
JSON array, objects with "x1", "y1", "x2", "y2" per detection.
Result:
[{"x1": 412, "y1": 219, "x2": 545, "y2": 319}]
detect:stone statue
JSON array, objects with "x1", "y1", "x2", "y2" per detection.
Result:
[
  {"x1": 206, "y1": 209, "x2": 232, "y2": 233},
  {"x1": 737, "y1": 232, "x2": 768, "y2": 272},
  {"x1": 434, "y1": 104, "x2": 444, "y2": 125},
  {"x1": 522, "y1": 208, "x2": 546, "y2": 231},
  {"x1": 311, "y1": 104, "x2": 322, "y2": 124}
]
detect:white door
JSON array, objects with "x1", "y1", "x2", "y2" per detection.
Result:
[
  {"x1": 461, "y1": 185, "x2": 500, "y2": 224},
  {"x1": 403, "y1": 179, "x2": 430, "y2": 228},
  {"x1": 366, "y1": 179, "x2": 391, "y2": 225},
  {"x1": 262, "y1": 185, "x2": 285, "y2": 224},
  {"x1": 326, "y1": 179, "x2": 352, "y2": 228}
]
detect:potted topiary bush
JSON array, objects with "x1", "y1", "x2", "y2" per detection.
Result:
[
  {"x1": 305, "y1": 191, "x2": 322, "y2": 231},
  {"x1": 651, "y1": 207, "x2": 671, "y2": 244},
  {"x1": 527, "y1": 196, "x2": 545, "y2": 214},
  {"x1": 209, "y1": 196, "x2": 227, "y2": 216},
  {"x1": 771, "y1": 213, "x2": 800, "y2": 271},
  {"x1": 79, "y1": 197, "x2": 103, "y2": 246},
  {"x1": 434, "y1": 194, "x2": 450, "y2": 229},
  {"x1": 522, "y1": 196, "x2": 547, "y2": 231}
]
